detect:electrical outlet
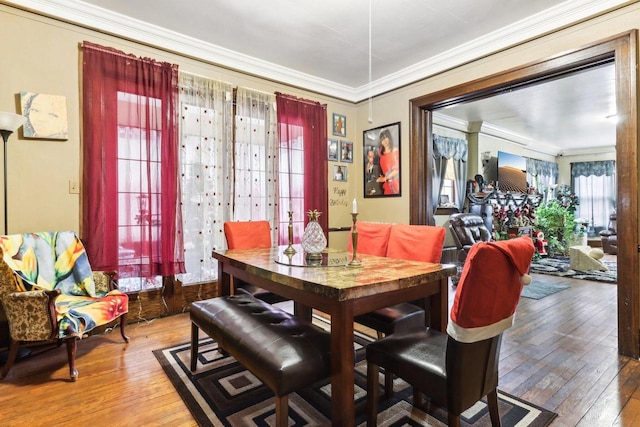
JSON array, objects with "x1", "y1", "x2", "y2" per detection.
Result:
[{"x1": 69, "y1": 180, "x2": 79, "y2": 194}]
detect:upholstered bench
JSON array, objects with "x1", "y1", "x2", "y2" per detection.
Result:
[{"x1": 190, "y1": 294, "x2": 331, "y2": 426}]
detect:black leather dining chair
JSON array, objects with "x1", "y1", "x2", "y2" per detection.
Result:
[{"x1": 365, "y1": 236, "x2": 535, "y2": 427}]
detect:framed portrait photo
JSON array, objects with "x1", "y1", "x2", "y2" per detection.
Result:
[
  {"x1": 333, "y1": 165, "x2": 348, "y2": 182},
  {"x1": 340, "y1": 141, "x2": 353, "y2": 163},
  {"x1": 332, "y1": 113, "x2": 346, "y2": 137},
  {"x1": 363, "y1": 122, "x2": 401, "y2": 198},
  {"x1": 327, "y1": 139, "x2": 338, "y2": 161}
]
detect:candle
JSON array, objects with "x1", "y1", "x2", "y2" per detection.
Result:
[
  {"x1": 289, "y1": 199, "x2": 293, "y2": 212},
  {"x1": 352, "y1": 198, "x2": 358, "y2": 214}
]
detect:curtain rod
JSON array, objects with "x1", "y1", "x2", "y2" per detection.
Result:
[
  {"x1": 81, "y1": 41, "x2": 176, "y2": 68},
  {"x1": 275, "y1": 92, "x2": 326, "y2": 108}
]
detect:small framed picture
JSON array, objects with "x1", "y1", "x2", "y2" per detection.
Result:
[
  {"x1": 332, "y1": 113, "x2": 346, "y2": 137},
  {"x1": 328, "y1": 139, "x2": 338, "y2": 161},
  {"x1": 333, "y1": 165, "x2": 348, "y2": 181},
  {"x1": 340, "y1": 141, "x2": 353, "y2": 163}
]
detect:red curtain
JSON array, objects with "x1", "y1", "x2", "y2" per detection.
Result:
[
  {"x1": 275, "y1": 93, "x2": 328, "y2": 237},
  {"x1": 82, "y1": 41, "x2": 184, "y2": 277}
]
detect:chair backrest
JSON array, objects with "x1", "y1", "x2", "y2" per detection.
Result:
[
  {"x1": 347, "y1": 221, "x2": 392, "y2": 257},
  {"x1": 448, "y1": 213, "x2": 492, "y2": 249},
  {"x1": 447, "y1": 236, "x2": 534, "y2": 343},
  {"x1": 0, "y1": 231, "x2": 96, "y2": 297},
  {"x1": 386, "y1": 224, "x2": 446, "y2": 263},
  {"x1": 608, "y1": 214, "x2": 617, "y2": 233},
  {"x1": 224, "y1": 221, "x2": 272, "y2": 250}
]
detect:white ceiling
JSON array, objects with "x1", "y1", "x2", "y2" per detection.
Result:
[{"x1": 4, "y1": 0, "x2": 628, "y2": 154}]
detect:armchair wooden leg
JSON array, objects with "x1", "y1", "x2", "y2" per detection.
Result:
[
  {"x1": 119, "y1": 313, "x2": 130, "y2": 343},
  {"x1": 366, "y1": 360, "x2": 379, "y2": 426},
  {"x1": 0, "y1": 339, "x2": 20, "y2": 379},
  {"x1": 66, "y1": 337, "x2": 78, "y2": 381},
  {"x1": 487, "y1": 389, "x2": 502, "y2": 427}
]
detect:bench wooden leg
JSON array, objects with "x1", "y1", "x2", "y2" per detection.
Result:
[
  {"x1": 276, "y1": 394, "x2": 288, "y2": 427},
  {"x1": 190, "y1": 323, "x2": 199, "y2": 371}
]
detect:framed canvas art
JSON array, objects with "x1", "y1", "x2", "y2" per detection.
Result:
[{"x1": 20, "y1": 92, "x2": 68, "y2": 140}]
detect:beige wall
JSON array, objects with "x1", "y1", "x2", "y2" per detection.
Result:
[
  {"x1": 351, "y1": 2, "x2": 637, "y2": 226},
  {"x1": 0, "y1": 4, "x2": 357, "y2": 249},
  {"x1": 0, "y1": 2, "x2": 636, "y2": 251}
]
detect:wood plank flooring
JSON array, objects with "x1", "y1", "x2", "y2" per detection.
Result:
[{"x1": 0, "y1": 264, "x2": 638, "y2": 426}]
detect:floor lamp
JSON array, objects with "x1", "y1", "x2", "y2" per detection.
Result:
[
  {"x1": 0, "y1": 112, "x2": 26, "y2": 235},
  {"x1": 0, "y1": 112, "x2": 27, "y2": 364}
]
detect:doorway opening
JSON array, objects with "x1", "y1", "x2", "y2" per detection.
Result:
[{"x1": 409, "y1": 32, "x2": 639, "y2": 358}]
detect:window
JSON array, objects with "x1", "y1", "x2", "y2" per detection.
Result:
[
  {"x1": 82, "y1": 42, "x2": 184, "y2": 295},
  {"x1": 572, "y1": 161, "x2": 616, "y2": 235},
  {"x1": 116, "y1": 92, "x2": 164, "y2": 291},
  {"x1": 275, "y1": 93, "x2": 329, "y2": 243},
  {"x1": 439, "y1": 161, "x2": 457, "y2": 207},
  {"x1": 278, "y1": 131, "x2": 305, "y2": 243}
]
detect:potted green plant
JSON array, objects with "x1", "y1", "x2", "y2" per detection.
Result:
[{"x1": 533, "y1": 200, "x2": 576, "y2": 256}]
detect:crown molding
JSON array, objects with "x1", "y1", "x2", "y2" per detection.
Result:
[
  {"x1": 2, "y1": 0, "x2": 632, "y2": 102},
  {"x1": 432, "y1": 112, "x2": 469, "y2": 133},
  {"x1": 349, "y1": 0, "x2": 631, "y2": 101}
]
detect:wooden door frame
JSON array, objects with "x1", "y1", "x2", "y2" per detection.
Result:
[{"x1": 410, "y1": 31, "x2": 639, "y2": 358}]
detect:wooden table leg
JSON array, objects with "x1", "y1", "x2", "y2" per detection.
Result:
[
  {"x1": 294, "y1": 302, "x2": 312, "y2": 321},
  {"x1": 218, "y1": 263, "x2": 231, "y2": 297},
  {"x1": 330, "y1": 302, "x2": 355, "y2": 427},
  {"x1": 429, "y1": 277, "x2": 449, "y2": 332}
]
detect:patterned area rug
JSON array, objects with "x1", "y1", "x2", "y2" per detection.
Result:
[
  {"x1": 530, "y1": 256, "x2": 617, "y2": 283},
  {"x1": 154, "y1": 318, "x2": 557, "y2": 426}
]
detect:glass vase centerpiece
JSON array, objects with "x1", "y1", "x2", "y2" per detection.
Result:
[{"x1": 301, "y1": 209, "x2": 327, "y2": 261}]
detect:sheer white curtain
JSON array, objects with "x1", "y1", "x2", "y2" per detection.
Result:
[
  {"x1": 233, "y1": 87, "x2": 279, "y2": 243},
  {"x1": 177, "y1": 72, "x2": 234, "y2": 284}
]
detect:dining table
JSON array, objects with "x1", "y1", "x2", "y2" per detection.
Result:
[{"x1": 212, "y1": 245, "x2": 457, "y2": 427}]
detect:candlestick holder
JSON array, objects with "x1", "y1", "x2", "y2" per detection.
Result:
[
  {"x1": 347, "y1": 212, "x2": 362, "y2": 267},
  {"x1": 283, "y1": 210, "x2": 297, "y2": 255}
]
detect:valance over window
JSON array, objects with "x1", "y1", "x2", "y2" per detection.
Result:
[{"x1": 571, "y1": 160, "x2": 616, "y2": 178}]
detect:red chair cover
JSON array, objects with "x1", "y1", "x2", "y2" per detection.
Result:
[
  {"x1": 347, "y1": 221, "x2": 393, "y2": 257},
  {"x1": 224, "y1": 221, "x2": 271, "y2": 249},
  {"x1": 447, "y1": 236, "x2": 534, "y2": 343},
  {"x1": 386, "y1": 224, "x2": 445, "y2": 263}
]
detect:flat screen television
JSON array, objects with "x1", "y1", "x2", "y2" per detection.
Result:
[{"x1": 497, "y1": 151, "x2": 527, "y2": 193}]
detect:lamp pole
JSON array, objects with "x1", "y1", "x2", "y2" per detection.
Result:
[
  {"x1": 0, "y1": 130, "x2": 10, "y2": 235},
  {"x1": 0, "y1": 112, "x2": 27, "y2": 235}
]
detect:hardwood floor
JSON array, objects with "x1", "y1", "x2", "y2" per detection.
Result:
[{"x1": 0, "y1": 263, "x2": 638, "y2": 426}]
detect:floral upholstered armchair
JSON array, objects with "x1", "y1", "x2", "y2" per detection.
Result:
[{"x1": 0, "y1": 231, "x2": 129, "y2": 381}]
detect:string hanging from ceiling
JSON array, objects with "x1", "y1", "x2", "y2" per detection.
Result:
[{"x1": 368, "y1": 0, "x2": 373, "y2": 123}]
